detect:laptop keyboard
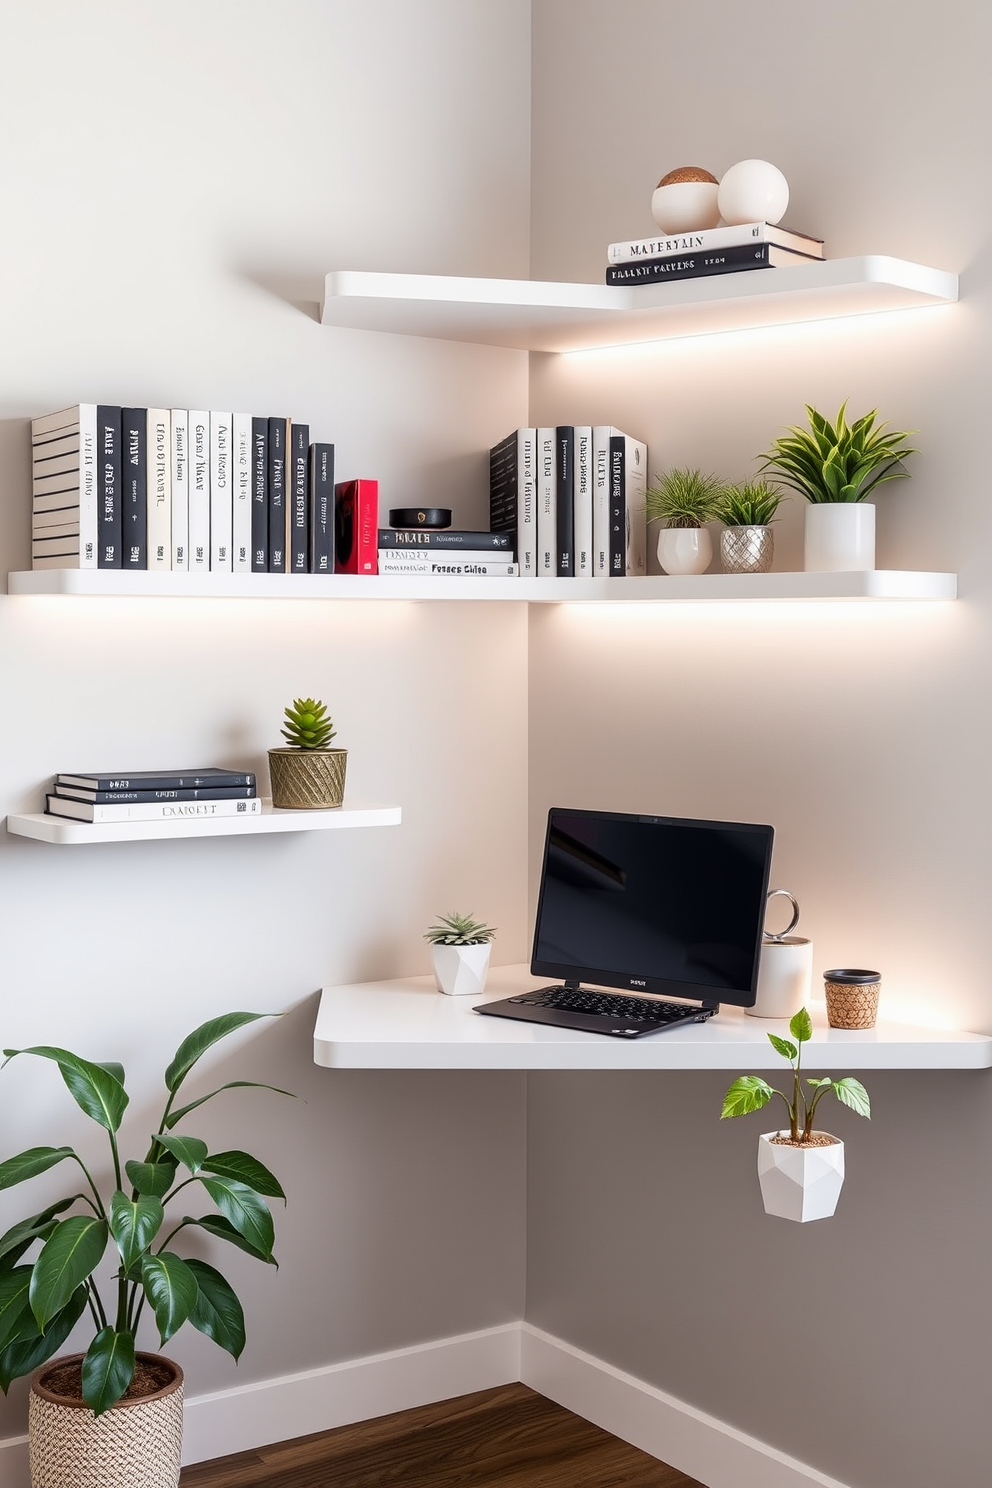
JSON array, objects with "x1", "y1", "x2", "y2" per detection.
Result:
[{"x1": 508, "y1": 987, "x2": 702, "y2": 1024}]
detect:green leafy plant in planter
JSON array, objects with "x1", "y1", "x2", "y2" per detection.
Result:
[
  {"x1": 424, "y1": 912, "x2": 497, "y2": 946},
  {"x1": 0, "y1": 1012, "x2": 291, "y2": 1414},
  {"x1": 713, "y1": 480, "x2": 786, "y2": 574},
  {"x1": 268, "y1": 696, "x2": 347, "y2": 809},
  {"x1": 280, "y1": 698, "x2": 336, "y2": 749},
  {"x1": 761, "y1": 402, "x2": 916, "y2": 504},
  {"x1": 721, "y1": 1008, "x2": 871, "y2": 1139},
  {"x1": 645, "y1": 467, "x2": 723, "y2": 577},
  {"x1": 425, "y1": 913, "x2": 497, "y2": 997}
]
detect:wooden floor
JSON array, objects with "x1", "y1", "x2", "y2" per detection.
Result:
[{"x1": 179, "y1": 1383, "x2": 705, "y2": 1488}]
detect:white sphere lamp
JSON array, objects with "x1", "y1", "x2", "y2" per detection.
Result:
[
  {"x1": 651, "y1": 166, "x2": 721, "y2": 234},
  {"x1": 717, "y1": 159, "x2": 790, "y2": 226}
]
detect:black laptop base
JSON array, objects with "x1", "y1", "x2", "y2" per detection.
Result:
[{"x1": 474, "y1": 984, "x2": 717, "y2": 1039}]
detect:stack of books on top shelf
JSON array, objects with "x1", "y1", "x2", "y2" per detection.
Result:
[
  {"x1": 45, "y1": 768, "x2": 260, "y2": 825},
  {"x1": 604, "y1": 221, "x2": 824, "y2": 288},
  {"x1": 31, "y1": 404, "x2": 378, "y2": 577},
  {"x1": 378, "y1": 526, "x2": 517, "y2": 577},
  {"x1": 490, "y1": 427, "x2": 646, "y2": 578}
]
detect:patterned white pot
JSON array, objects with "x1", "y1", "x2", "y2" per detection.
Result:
[
  {"x1": 431, "y1": 942, "x2": 492, "y2": 997},
  {"x1": 757, "y1": 1132, "x2": 845, "y2": 1222},
  {"x1": 657, "y1": 527, "x2": 712, "y2": 576},
  {"x1": 804, "y1": 503, "x2": 875, "y2": 572}
]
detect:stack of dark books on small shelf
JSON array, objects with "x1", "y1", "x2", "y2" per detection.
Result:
[
  {"x1": 377, "y1": 526, "x2": 517, "y2": 576},
  {"x1": 490, "y1": 426, "x2": 647, "y2": 579},
  {"x1": 604, "y1": 221, "x2": 824, "y2": 288},
  {"x1": 46, "y1": 768, "x2": 260, "y2": 825}
]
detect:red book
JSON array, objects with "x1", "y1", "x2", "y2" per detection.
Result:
[{"x1": 333, "y1": 479, "x2": 379, "y2": 574}]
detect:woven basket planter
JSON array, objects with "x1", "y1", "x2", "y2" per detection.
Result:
[
  {"x1": 28, "y1": 1353, "x2": 183, "y2": 1488},
  {"x1": 268, "y1": 747, "x2": 347, "y2": 808},
  {"x1": 823, "y1": 969, "x2": 881, "y2": 1029}
]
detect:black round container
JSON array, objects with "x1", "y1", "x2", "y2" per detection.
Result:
[
  {"x1": 388, "y1": 507, "x2": 452, "y2": 529},
  {"x1": 823, "y1": 968, "x2": 881, "y2": 984}
]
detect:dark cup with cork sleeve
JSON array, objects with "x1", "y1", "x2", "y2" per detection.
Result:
[{"x1": 823, "y1": 968, "x2": 881, "y2": 1029}]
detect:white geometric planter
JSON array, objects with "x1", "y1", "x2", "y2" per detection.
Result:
[
  {"x1": 757, "y1": 1132, "x2": 845, "y2": 1222},
  {"x1": 431, "y1": 942, "x2": 492, "y2": 997},
  {"x1": 804, "y1": 502, "x2": 875, "y2": 572},
  {"x1": 657, "y1": 526, "x2": 713, "y2": 576}
]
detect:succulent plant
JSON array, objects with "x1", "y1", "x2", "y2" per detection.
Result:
[
  {"x1": 714, "y1": 480, "x2": 785, "y2": 528},
  {"x1": 280, "y1": 698, "x2": 336, "y2": 751},
  {"x1": 424, "y1": 912, "x2": 497, "y2": 946},
  {"x1": 644, "y1": 467, "x2": 722, "y2": 529},
  {"x1": 761, "y1": 402, "x2": 916, "y2": 504}
]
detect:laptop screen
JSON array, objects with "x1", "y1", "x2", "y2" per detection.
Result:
[{"x1": 531, "y1": 808, "x2": 774, "y2": 1007}]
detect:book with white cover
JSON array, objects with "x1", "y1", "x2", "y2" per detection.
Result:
[
  {"x1": 573, "y1": 426, "x2": 592, "y2": 577},
  {"x1": 592, "y1": 426, "x2": 612, "y2": 576},
  {"x1": 537, "y1": 427, "x2": 556, "y2": 577},
  {"x1": 30, "y1": 403, "x2": 98, "y2": 568},
  {"x1": 232, "y1": 413, "x2": 252, "y2": 573},
  {"x1": 607, "y1": 221, "x2": 824, "y2": 264},
  {"x1": 146, "y1": 409, "x2": 171, "y2": 570},
  {"x1": 47, "y1": 794, "x2": 263, "y2": 824},
  {"x1": 171, "y1": 410, "x2": 189, "y2": 570},
  {"x1": 378, "y1": 555, "x2": 519, "y2": 575},
  {"x1": 209, "y1": 411, "x2": 232, "y2": 571},
  {"x1": 188, "y1": 411, "x2": 210, "y2": 572}
]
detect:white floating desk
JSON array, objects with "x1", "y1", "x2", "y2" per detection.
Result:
[{"x1": 314, "y1": 964, "x2": 992, "y2": 1071}]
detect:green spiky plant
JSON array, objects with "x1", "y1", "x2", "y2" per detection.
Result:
[
  {"x1": 0, "y1": 1013, "x2": 292, "y2": 1414},
  {"x1": 720, "y1": 1008, "x2": 871, "y2": 1143},
  {"x1": 424, "y1": 913, "x2": 497, "y2": 946},
  {"x1": 280, "y1": 698, "x2": 336, "y2": 750},
  {"x1": 644, "y1": 468, "x2": 722, "y2": 529},
  {"x1": 761, "y1": 402, "x2": 916, "y2": 504},
  {"x1": 714, "y1": 480, "x2": 785, "y2": 528}
]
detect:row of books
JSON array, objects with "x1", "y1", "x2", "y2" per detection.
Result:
[
  {"x1": 45, "y1": 767, "x2": 260, "y2": 824},
  {"x1": 31, "y1": 404, "x2": 377, "y2": 576},
  {"x1": 489, "y1": 427, "x2": 647, "y2": 578},
  {"x1": 377, "y1": 525, "x2": 518, "y2": 577},
  {"x1": 604, "y1": 220, "x2": 825, "y2": 287}
]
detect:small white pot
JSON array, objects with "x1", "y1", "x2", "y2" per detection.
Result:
[
  {"x1": 746, "y1": 937, "x2": 813, "y2": 1019},
  {"x1": 757, "y1": 1132, "x2": 845, "y2": 1222},
  {"x1": 650, "y1": 180, "x2": 720, "y2": 233},
  {"x1": 804, "y1": 503, "x2": 875, "y2": 572},
  {"x1": 431, "y1": 942, "x2": 492, "y2": 997},
  {"x1": 657, "y1": 526, "x2": 712, "y2": 576}
]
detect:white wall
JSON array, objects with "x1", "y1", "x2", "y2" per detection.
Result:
[
  {"x1": 526, "y1": 3, "x2": 992, "y2": 1486},
  {"x1": 0, "y1": 0, "x2": 531, "y2": 1441}
]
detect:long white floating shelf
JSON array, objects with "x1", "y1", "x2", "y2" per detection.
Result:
[
  {"x1": 320, "y1": 257, "x2": 959, "y2": 353},
  {"x1": 313, "y1": 964, "x2": 992, "y2": 1072},
  {"x1": 6, "y1": 570, "x2": 957, "y2": 603},
  {"x1": 5, "y1": 800, "x2": 402, "y2": 845}
]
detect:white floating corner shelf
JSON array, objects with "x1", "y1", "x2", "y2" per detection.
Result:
[
  {"x1": 319, "y1": 257, "x2": 959, "y2": 353},
  {"x1": 4, "y1": 800, "x2": 402, "y2": 845},
  {"x1": 5, "y1": 570, "x2": 958, "y2": 603}
]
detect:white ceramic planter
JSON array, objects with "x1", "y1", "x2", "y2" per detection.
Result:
[
  {"x1": 757, "y1": 1132, "x2": 845, "y2": 1222},
  {"x1": 804, "y1": 503, "x2": 875, "y2": 572},
  {"x1": 431, "y1": 942, "x2": 492, "y2": 997},
  {"x1": 747, "y1": 936, "x2": 813, "y2": 1019},
  {"x1": 657, "y1": 526, "x2": 712, "y2": 576}
]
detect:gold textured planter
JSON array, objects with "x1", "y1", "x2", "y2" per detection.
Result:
[
  {"x1": 268, "y1": 747, "x2": 347, "y2": 809},
  {"x1": 29, "y1": 1353, "x2": 183, "y2": 1488}
]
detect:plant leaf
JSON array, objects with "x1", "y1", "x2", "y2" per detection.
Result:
[
  {"x1": 833, "y1": 1077, "x2": 872, "y2": 1119},
  {"x1": 165, "y1": 1080, "x2": 295, "y2": 1130},
  {"x1": 125, "y1": 1158, "x2": 177, "y2": 1199},
  {"x1": 720, "y1": 1075, "x2": 774, "y2": 1119},
  {"x1": 93, "y1": 1061, "x2": 126, "y2": 1088},
  {"x1": 789, "y1": 1008, "x2": 813, "y2": 1043},
  {"x1": 202, "y1": 1151, "x2": 285, "y2": 1200},
  {"x1": 109, "y1": 1193, "x2": 164, "y2": 1271},
  {"x1": 156, "y1": 1134, "x2": 208, "y2": 1174},
  {"x1": 81, "y1": 1327, "x2": 135, "y2": 1416},
  {"x1": 140, "y1": 1252, "x2": 198, "y2": 1345},
  {"x1": 2, "y1": 1047, "x2": 128, "y2": 1133},
  {"x1": 0, "y1": 1198, "x2": 79, "y2": 1273},
  {"x1": 766, "y1": 1035, "x2": 797, "y2": 1062},
  {"x1": 0, "y1": 1287, "x2": 87, "y2": 1393},
  {"x1": 200, "y1": 1177, "x2": 274, "y2": 1259},
  {"x1": 185, "y1": 1214, "x2": 277, "y2": 1266},
  {"x1": 806, "y1": 1077, "x2": 833, "y2": 1087},
  {"x1": 185, "y1": 1258, "x2": 246, "y2": 1361},
  {"x1": 164, "y1": 1013, "x2": 276, "y2": 1095},
  {"x1": 0, "y1": 1147, "x2": 76, "y2": 1193},
  {"x1": 0, "y1": 1268, "x2": 34, "y2": 1353},
  {"x1": 30, "y1": 1216, "x2": 108, "y2": 1332}
]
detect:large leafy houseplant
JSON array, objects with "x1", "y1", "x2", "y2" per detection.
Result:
[
  {"x1": 0, "y1": 1012, "x2": 290, "y2": 1414},
  {"x1": 761, "y1": 402, "x2": 916, "y2": 504}
]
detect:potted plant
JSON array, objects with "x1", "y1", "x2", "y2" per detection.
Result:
[
  {"x1": 720, "y1": 1008, "x2": 870, "y2": 1222},
  {"x1": 424, "y1": 912, "x2": 497, "y2": 997},
  {"x1": 268, "y1": 696, "x2": 347, "y2": 809},
  {"x1": 761, "y1": 402, "x2": 916, "y2": 572},
  {"x1": 713, "y1": 480, "x2": 786, "y2": 574},
  {"x1": 644, "y1": 467, "x2": 722, "y2": 575},
  {"x1": 0, "y1": 1012, "x2": 290, "y2": 1488}
]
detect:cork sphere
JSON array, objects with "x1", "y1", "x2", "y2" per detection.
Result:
[{"x1": 651, "y1": 165, "x2": 721, "y2": 233}]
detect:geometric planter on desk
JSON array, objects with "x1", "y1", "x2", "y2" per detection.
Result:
[
  {"x1": 431, "y1": 942, "x2": 492, "y2": 997},
  {"x1": 757, "y1": 1132, "x2": 845, "y2": 1222}
]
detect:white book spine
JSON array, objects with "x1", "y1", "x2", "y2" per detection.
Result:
[
  {"x1": 619, "y1": 435, "x2": 648, "y2": 575},
  {"x1": 47, "y1": 795, "x2": 263, "y2": 823},
  {"x1": 573, "y1": 426, "x2": 593, "y2": 577},
  {"x1": 537, "y1": 427, "x2": 556, "y2": 577},
  {"x1": 231, "y1": 413, "x2": 252, "y2": 573},
  {"x1": 592, "y1": 426, "x2": 612, "y2": 576},
  {"x1": 188, "y1": 410, "x2": 210, "y2": 572},
  {"x1": 209, "y1": 411, "x2": 233, "y2": 571},
  {"x1": 146, "y1": 409, "x2": 172, "y2": 570},
  {"x1": 378, "y1": 556, "x2": 519, "y2": 575},
  {"x1": 78, "y1": 404, "x2": 98, "y2": 569},
  {"x1": 171, "y1": 411, "x2": 189, "y2": 570},
  {"x1": 607, "y1": 222, "x2": 824, "y2": 264},
  {"x1": 517, "y1": 428, "x2": 537, "y2": 577}
]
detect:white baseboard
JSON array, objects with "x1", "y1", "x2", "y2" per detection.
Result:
[{"x1": 0, "y1": 1321, "x2": 851, "y2": 1488}]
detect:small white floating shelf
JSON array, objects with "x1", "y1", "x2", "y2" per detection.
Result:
[
  {"x1": 313, "y1": 964, "x2": 992, "y2": 1072},
  {"x1": 320, "y1": 257, "x2": 958, "y2": 353},
  {"x1": 5, "y1": 800, "x2": 402, "y2": 845},
  {"x1": 6, "y1": 570, "x2": 957, "y2": 603}
]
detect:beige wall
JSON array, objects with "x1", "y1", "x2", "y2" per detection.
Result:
[
  {"x1": 526, "y1": 3, "x2": 992, "y2": 1486},
  {"x1": 0, "y1": 0, "x2": 531, "y2": 1438}
]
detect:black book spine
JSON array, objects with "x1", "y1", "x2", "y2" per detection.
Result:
[
  {"x1": 57, "y1": 770, "x2": 256, "y2": 791},
  {"x1": 605, "y1": 242, "x2": 774, "y2": 286},
  {"x1": 267, "y1": 417, "x2": 287, "y2": 572},
  {"x1": 489, "y1": 430, "x2": 519, "y2": 533},
  {"x1": 377, "y1": 528, "x2": 514, "y2": 550},
  {"x1": 55, "y1": 785, "x2": 258, "y2": 804},
  {"x1": 555, "y1": 426, "x2": 574, "y2": 577},
  {"x1": 608, "y1": 436, "x2": 627, "y2": 577},
  {"x1": 97, "y1": 405, "x2": 122, "y2": 568},
  {"x1": 308, "y1": 443, "x2": 335, "y2": 574},
  {"x1": 290, "y1": 423, "x2": 309, "y2": 573},
  {"x1": 251, "y1": 417, "x2": 268, "y2": 572},
  {"x1": 121, "y1": 408, "x2": 147, "y2": 569}
]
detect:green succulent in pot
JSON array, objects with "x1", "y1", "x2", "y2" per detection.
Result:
[
  {"x1": 268, "y1": 695, "x2": 347, "y2": 809},
  {"x1": 280, "y1": 698, "x2": 336, "y2": 750},
  {"x1": 761, "y1": 402, "x2": 916, "y2": 504},
  {"x1": 424, "y1": 912, "x2": 497, "y2": 946},
  {"x1": 714, "y1": 480, "x2": 785, "y2": 528}
]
